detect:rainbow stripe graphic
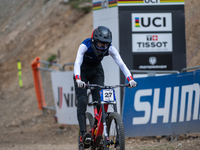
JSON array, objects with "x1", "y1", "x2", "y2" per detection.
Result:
[
  {"x1": 93, "y1": 0, "x2": 118, "y2": 11},
  {"x1": 93, "y1": 0, "x2": 184, "y2": 10},
  {"x1": 93, "y1": 1, "x2": 101, "y2": 10},
  {"x1": 135, "y1": 17, "x2": 140, "y2": 27},
  {"x1": 108, "y1": 0, "x2": 117, "y2": 8},
  {"x1": 118, "y1": 0, "x2": 184, "y2": 5},
  {"x1": 118, "y1": 0, "x2": 144, "y2": 4},
  {"x1": 160, "y1": 0, "x2": 184, "y2": 3}
]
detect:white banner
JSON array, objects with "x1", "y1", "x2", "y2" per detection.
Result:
[
  {"x1": 51, "y1": 71, "x2": 120, "y2": 125},
  {"x1": 51, "y1": 71, "x2": 94, "y2": 124},
  {"x1": 132, "y1": 13, "x2": 172, "y2": 32},
  {"x1": 132, "y1": 33, "x2": 173, "y2": 52}
]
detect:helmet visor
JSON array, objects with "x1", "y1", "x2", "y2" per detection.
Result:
[{"x1": 96, "y1": 42, "x2": 109, "y2": 51}]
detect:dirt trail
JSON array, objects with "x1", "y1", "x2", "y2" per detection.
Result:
[{"x1": 0, "y1": 0, "x2": 200, "y2": 149}]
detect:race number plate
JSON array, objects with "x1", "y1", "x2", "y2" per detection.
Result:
[{"x1": 100, "y1": 89, "x2": 116, "y2": 102}]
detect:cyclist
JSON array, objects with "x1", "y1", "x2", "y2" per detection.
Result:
[{"x1": 73, "y1": 26, "x2": 137, "y2": 147}]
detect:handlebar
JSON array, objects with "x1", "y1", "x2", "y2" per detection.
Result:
[{"x1": 85, "y1": 83, "x2": 129, "y2": 89}]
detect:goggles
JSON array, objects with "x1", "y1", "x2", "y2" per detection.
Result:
[{"x1": 96, "y1": 42, "x2": 109, "y2": 51}]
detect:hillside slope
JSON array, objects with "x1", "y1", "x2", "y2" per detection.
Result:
[
  {"x1": 0, "y1": 0, "x2": 93, "y2": 125},
  {"x1": 0, "y1": 0, "x2": 200, "y2": 149},
  {"x1": 185, "y1": 0, "x2": 200, "y2": 67}
]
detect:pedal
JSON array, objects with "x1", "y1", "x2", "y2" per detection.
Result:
[
  {"x1": 82, "y1": 132, "x2": 92, "y2": 148},
  {"x1": 85, "y1": 137, "x2": 92, "y2": 144}
]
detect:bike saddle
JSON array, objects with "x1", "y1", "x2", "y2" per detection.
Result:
[{"x1": 88, "y1": 101, "x2": 99, "y2": 106}]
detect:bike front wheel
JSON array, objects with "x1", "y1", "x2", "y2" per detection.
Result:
[{"x1": 107, "y1": 112, "x2": 125, "y2": 150}]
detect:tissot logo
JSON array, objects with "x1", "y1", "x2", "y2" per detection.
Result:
[
  {"x1": 132, "y1": 33, "x2": 173, "y2": 52},
  {"x1": 136, "y1": 34, "x2": 168, "y2": 49},
  {"x1": 147, "y1": 35, "x2": 158, "y2": 41},
  {"x1": 132, "y1": 13, "x2": 172, "y2": 32}
]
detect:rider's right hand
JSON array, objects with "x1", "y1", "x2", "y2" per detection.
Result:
[{"x1": 76, "y1": 79, "x2": 86, "y2": 88}]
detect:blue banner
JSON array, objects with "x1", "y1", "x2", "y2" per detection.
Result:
[{"x1": 122, "y1": 69, "x2": 200, "y2": 137}]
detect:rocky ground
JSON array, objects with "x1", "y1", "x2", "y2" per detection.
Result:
[
  {"x1": 0, "y1": 0, "x2": 200, "y2": 149},
  {"x1": 1, "y1": 111, "x2": 200, "y2": 150}
]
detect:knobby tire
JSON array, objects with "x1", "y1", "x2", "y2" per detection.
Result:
[{"x1": 107, "y1": 112, "x2": 125, "y2": 150}]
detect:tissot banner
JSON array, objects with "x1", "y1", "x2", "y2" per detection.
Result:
[
  {"x1": 122, "y1": 69, "x2": 200, "y2": 137},
  {"x1": 132, "y1": 33, "x2": 173, "y2": 52}
]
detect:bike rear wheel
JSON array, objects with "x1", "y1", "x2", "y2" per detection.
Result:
[
  {"x1": 86, "y1": 112, "x2": 94, "y2": 129},
  {"x1": 107, "y1": 112, "x2": 125, "y2": 150}
]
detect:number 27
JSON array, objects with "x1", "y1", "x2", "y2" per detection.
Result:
[{"x1": 105, "y1": 92, "x2": 112, "y2": 97}]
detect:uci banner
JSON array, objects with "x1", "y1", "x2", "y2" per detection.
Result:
[{"x1": 122, "y1": 69, "x2": 200, "y2": 137}]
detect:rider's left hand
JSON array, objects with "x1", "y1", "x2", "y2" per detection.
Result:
[
  {"x1": 76, "y1": 79, "x2": 86, "y2": 88},
  {"x1": 129, "y1": 80, "x2": 137, "y2": 88}
]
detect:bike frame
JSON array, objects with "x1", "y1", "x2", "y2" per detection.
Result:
[
  {"x1": 86, "y1": 84, "x2": 129, "y2": 148},
  {"x1": 90, "y1": 93, "x2": 118, "y2": 146},
  {"x1": 93, "y1": 104, "x2": 108, "y2": 144}
]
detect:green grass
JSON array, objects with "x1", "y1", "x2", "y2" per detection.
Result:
[
  {"x1": 47, "y1": 54, "x2": 57, "y2": 67},
  {"x1": 47, "y1": 54, "x2": 57, "y2": 62},
  {"x1": 69, "y1": 0, "x2": 92, "y2": 13},
  {"x1": 43, "y1": 0, "x2": 50, "y2": 5}
]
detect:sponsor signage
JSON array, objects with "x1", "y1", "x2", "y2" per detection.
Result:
[
  {"x1": 133, "y1": 54, "x2": 172, "y2": 70},
  {"x1": 51, "y1": 71, "x2": 94, "y2": 124},
  {"x1": 118, "y1": 0, "x2": 185, "y2": 6},
  {"x1": 93, "y1": 0, "x2": 118, "y2": 10},
  {"x1": 132, "y1": 13, "x2": 172, "y2": 32},
  {"x1": 119, "y1": 6, "x2": 186, "y2": 72},
  {"x1": 122, "y1": 69, "x2": 200, "y2": 137},
  {"x1": 132, "y1": 33, "x2": 172, "y2": 52},
  {"x1": 51, "y1": 71, "x2": 121, "y2": 124}
]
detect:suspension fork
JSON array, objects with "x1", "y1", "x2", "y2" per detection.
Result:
[
  {"x1": 113, "y1": 103, "x2": 117, "y2": 112},
  {"x1": 112, "y1": 103, "x2": 120, "y2": 143},
  {"x1": 112, "y1": 103, "x2": 120, "y2": 141}
]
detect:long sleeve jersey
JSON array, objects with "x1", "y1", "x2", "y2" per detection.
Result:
[{"x1": 74, "y1": 38, "x2": 132, "y2": 79}]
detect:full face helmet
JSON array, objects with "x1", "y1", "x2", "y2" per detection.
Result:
[{"x1": 91, "y1": 26, "x2": 112, "y2": 58}]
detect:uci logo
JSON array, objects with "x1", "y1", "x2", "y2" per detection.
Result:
[
  {"x1": 132, "y1": 13, "x2": 172, "y2": 32},
  {"x1": 135, "y1": 17, "x2": 166, "y2": 28},
  {"x1": 144, "y1": 0, "x2": 159, "y2": 3}
]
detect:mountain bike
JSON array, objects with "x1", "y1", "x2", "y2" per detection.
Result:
[{"x1": 79, "y1": 83, "x2": 129, "y2": 150}]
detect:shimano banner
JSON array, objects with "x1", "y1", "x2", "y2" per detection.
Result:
[{"x1": 122, "y1": 69, "x2": 200, "y2": 137}]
